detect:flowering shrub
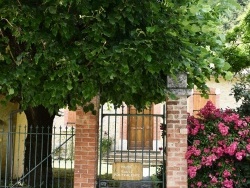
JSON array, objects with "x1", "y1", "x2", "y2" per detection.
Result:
[{"x1": 187, "y1": 101, "x2": 250, "y2": 188}]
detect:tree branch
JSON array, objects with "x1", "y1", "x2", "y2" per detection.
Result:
[
  {"x1": 17, "y1": 0, "x2": 22, "y2": 6},
  {"x1": 1, "y1": 17, "x2": 14, "y2": 28}
]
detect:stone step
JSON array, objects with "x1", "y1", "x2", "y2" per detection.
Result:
[
  {"x1": 102, "y1": 158, "x2": 163, "y2": 163},
  {"x1": 103, "y1": 154, "x2": 163, "y2": 159},
  {"x1": 101, "y1": 150, "x2": 164, "y2": 168},
  {"x1": 102, "y1": 150, "x2": 163, "y2": 158},
  {"x1": 108, "y1": 150, "x2": 161, "y2": 154}
]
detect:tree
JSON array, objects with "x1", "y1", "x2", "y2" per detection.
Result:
[
  {"x1": 223, "y1": 1, "x2": 250, "y2": 72},
  {"x1": 0, "y1": 0, "x2": 238, "y2": 186},
  {"x1": 223, "y1": 1, "x2": 250, "y2": 116},
  {"x1": 231, "y1": 73, "x2": 250, "y2": 116}
]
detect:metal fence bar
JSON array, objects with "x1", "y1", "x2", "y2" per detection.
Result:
[
  {"x1": 0, "y1": 126, "x2": 75, "y2": 188},
  {"x1": 40, "y1": 126, "x2": 44, "y2": 188},
  {"x1": 121, "y1": 105, "x2": 124, "y2": 162},
  {"x1": 99, "y1": 104, "x2": 166, "y2": 188},
  {"x1": 45, "y1": 126, "x2": 50, "y2": 188},
  {"x1": 0, "y1": 126, "x2": 3, "y2": 186},
  {"x1": 64, "y1": 127, "x2": 68, "y2": 188},
  {"x1": 57, "y1": 126, "x2": 61, "y2": 188},
  {"x1": 52, "y1": 126, "x2": 56, "y2": 188},
  {"x1": 162, "y1": 104, "x2": 166, "y2": 188},
  {"x1": 34, "y1": 126, "x2": 38, "y2": 186},
  {"x1": 29, "y1": 129, "x2": 73, "y2": 186},
  {"x1": 70, "y1": 127, "x2": 74, "y2": 187},
  {"x1": 28, "y1": 126, "x2": 32, "y2": 186}
]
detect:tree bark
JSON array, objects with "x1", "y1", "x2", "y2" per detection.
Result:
[{"x1": 24, "y1": 105, "x2": 55, "y2": 188}]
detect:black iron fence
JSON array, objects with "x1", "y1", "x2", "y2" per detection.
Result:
[
  {"x1": 98, "y1": 104, "x2": 166, "y2": 188},
  {"x1": 0, "y1": 125, "x2": 75, "y2": 188}
]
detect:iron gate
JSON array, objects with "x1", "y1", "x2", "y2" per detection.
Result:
[
  {"x1": 0, "y1": 125, "x2": 75, "y2": 188},
  {"x1": 98, "y1": 104, "x2": 166, "y2": 188}
]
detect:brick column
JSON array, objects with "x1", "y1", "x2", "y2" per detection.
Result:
[
  {"x1": 74, "y1": 97, "x2": 99, "y2": 188},
  {"x1": 166, "y1": 74, "x2": 191, "y2": 188},
  {"x1": 166, "y1": 97, "x2": 188, "y2": 188}
]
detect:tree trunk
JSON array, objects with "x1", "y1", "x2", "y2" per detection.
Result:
[{"x1": 24, "y1": 105, "x2": 55, "y2": 188}]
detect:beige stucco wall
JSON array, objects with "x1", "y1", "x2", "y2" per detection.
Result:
[
  {"x1": 0, "y1": 95, "x2": 19, "y2": 176},
  {"x1": 0, "y1": 95, "x2": 27, "y2": 178},
  {"x1": 206, "y1": 77, "x2": 241, "y2": 110}
]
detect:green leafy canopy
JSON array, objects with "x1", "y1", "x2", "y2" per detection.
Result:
[
  {"x1": 0, "y1": 0, "x2": 238, "y2": 112},
  {"x1": 223, "y1": 1, "x2": 250, "y2": 72}
]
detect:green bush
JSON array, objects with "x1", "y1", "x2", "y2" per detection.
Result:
[{"x1": 101, "y1": 137, "x2": 113, "y2": 155}]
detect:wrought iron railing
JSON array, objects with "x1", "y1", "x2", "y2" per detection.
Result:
[
  {"x1": 0, "y1": 125, "x2": 75, "y2": 188},
  {"x1": 98, "y1": 104, "x2": 166, "y2": 188}
]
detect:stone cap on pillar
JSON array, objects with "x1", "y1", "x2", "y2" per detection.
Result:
[{"x1": 167, "y1": 73, "x2": 192, "y2": 96}]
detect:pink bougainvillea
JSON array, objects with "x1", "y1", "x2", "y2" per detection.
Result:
[
  {"x1": 187, "y1": 101, "x2": 250, "y2": 188},
  {"x1": 218, "y1": 122, "x2": 229, "y2": 136}
]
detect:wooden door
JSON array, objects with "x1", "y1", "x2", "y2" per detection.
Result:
[{"x1": 128, "y1": 106, "x2": 153, "y2": 150}]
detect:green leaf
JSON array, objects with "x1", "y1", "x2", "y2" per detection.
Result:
[
  {"x1": 146, "y1": 26, "x2": 156, "y2": 33},
  {"x1": 48, "y1": 6, "x2": 57, "y2": 14},
  {"x1": 34, "y1": 53, "x2": 42, "y2": 64},
  {"x1": 201, "y1": 25, "x2": 211, "y2": 33},
  {"x1": 223, "y1": 62, "x2": 231, "y2": 71},
  {"x1": 0, "y1": 53, "x2": 4, "y2": 61},
  {"x1": 67, "y1": 84, "x2": 73, "y2": 90},
  {"x1": 201, "y1": 5, "x2": 212, "y2": 13},
  {"x1": 191, "y1": 24, "x2": 200, "y2": 33},
  {"x1": 8, "y1": 88, "x2": 14, "y2": 95},
  {"x1": 189, "y1": 6, "x2": 199, "y2": 15},
  {"x1": 108, "y1": 16, "x2": 116, "y2": 25},
  {"x1": 146, "y1": 55, "x2": 152, "y2": 62},
  {"x1": 225, "y1": 71, "x2": 233, "y2": 80}
]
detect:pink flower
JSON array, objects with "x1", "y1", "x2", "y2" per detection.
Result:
[
  {"x1": 201, "y1": 154, "x2": 217, "y2": 166},
  {"x1": 188, "y1": 166, "x2": 198, "y2": 178},
  {"x1": 246, "y1": 144, "x2": 250, "y2": 153},
  {"x1": 204, "y1": 148, "x2": 210, "y2": 152},
  {"x1": 235, "y1": 150, "x2": 246, "y2": 161},
  {"x1": 225, "y1": 142, "x2": 238, "y2": 156},
  {"x1": 193, "y1": 140, "x2": 200, "y2": 146},
  {"x1": 187, "y1": 116, "x2": 203, "y2": 136},
  {"x1": 194, "y1": 149, "x2": 201, "y2": 156},
  {"x1": 245, "y1": 116, "x2": 250, "y2": 123},
  {"x1": 209, "y1": 174, "x2": 218, "y2": 184},
  {"x1": 218, "y1": 122, "x2": 229, "y2": 136},
  {"x1": 199, "y1": 101, "x2": 217, "y2": 118},
  {"x1": 186, "y1": 146, "x2": 201, "y2": 158},
  {"x1": 197, "y1": 182, "x2": 202, "y2": 187},
  {"x1": 200, "y1": 124, "x2": 205, "y2": 130},
  {"x1": 235, "y1": 119, "x2": 243, "y2": 128},
  {"x1": 223, "y1": 113, "x2": 239, "y2": 123},
  {"x1": 223, "y1": 170, "x2": 231, "y2": 178},
  {"x1": 223, "y1": 178, "x2": 233, "y2": 188},
  {"x1": 212, "y1": 146, "x2": 224, "y2": 157},
  {"x1": 238, "y1": 129, "x2": 249, "y2": 138},
  {"x1": 187, "y1": 159, "x2": 193, "y2": 165},
  {"x1": 218, "y1": 140, "x2": 226, "y2": 146}
]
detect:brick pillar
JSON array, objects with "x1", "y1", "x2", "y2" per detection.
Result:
[
  {"x1": 166, "y1": 74, "x2": 191, "y2": 188},
  {"x1": 166, "y1": 97, "x2": 188, "y2": 188},
  {"x1": 74, "y1": 97, "x2": 99, "y2": 188}
]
